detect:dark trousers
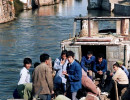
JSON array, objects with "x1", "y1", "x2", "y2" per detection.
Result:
[
  {"x1": 117, "y1": 83, "x2": 129, "y2": 96},
  {"x1": 66, "y1": 91, "x2": 78, "y2": 100},
  {"x1": 105, "y1": 80, "x2": 129, "y2": 96},
  {"x1": 39, "y1": 94, "x2": 51, "y2": 100},
  {"x1": 54, "y1": 83, "x2": 66, "y2": 96},
  {"x1": 66, "y1": 83, "x2": 78, "y2": 100},
  {"x1": 93, "y1": 72, "x2": 106, "y2": 85}
]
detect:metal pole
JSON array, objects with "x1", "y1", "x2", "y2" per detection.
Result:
[
  {"x1": 124, "y1": 45, "x2": 128, "y2": 68},
  {"x1": 80, "y1": 19, "x2": 82, "y2": 30}
]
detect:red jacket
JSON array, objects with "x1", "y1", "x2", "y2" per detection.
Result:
[{"x1": 82, "y1": 69, "x2": 98, "y2": 95}]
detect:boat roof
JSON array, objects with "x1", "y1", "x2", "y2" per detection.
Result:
[{"x1": 61, "y1": 16, "x2": 130, "y2": 46}]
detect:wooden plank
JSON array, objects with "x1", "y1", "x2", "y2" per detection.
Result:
[
  {"x1": 74, "y1": 42, "x2": 121, "y2": 46},
  {"x1": 75, "y1": 17, "x2": 130, "y2": 21},
  {"x1": 114, "y1": 80, "x2": 119, "y2": 100},
  {"x1": 116, "y1": 20, "x2": 121, "y2": 35},
  {"x1": 7, "y1": 99, "x2": 25, "y2": 100},
  {"x1": 77, "y1": 38, "x2": 111, "y2": 42}
]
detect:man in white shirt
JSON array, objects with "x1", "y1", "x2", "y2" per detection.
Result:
[
  {"x1": 101, "y1": 63, "x2": 129, "y2": 98},
  {"x1": 17, "y1": 58, "x2": 32, "y2": 100},
  {"x1": 53, "y1": 50, "x2": 68, "y2": 96}
]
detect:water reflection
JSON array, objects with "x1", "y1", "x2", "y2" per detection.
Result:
[
  {"x1": 37, "y1": 6, "x2": 57, "y2": 16},
  {"x1": 88, "y1": 10, "x2": 114, "y2": 17},
  {"x1": 34, "y1": 0, "x2": 88, "y2": 17},
  {"x1": 75, "y1": 0, "x2": 82, "y2": 3}
]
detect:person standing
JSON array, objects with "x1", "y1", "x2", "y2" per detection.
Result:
[
  {"x1": 32, "y1": 53, "x2": 53, "y2": 100},
  {"x1": 53, "y1": 50, "x2": 68, "y2": 95},
  {"x1": 81, "y1": 51, "x2": 95, "y2": 80},
  {"x1": 63, "y1": 51, "x2": 82, "y2": 100},
  {"x1": 93, "y1": 54, "x2": 107, "y2": 87},
  {"x1": 17, "y1": 58, "x2": 32, "y2": 100}
]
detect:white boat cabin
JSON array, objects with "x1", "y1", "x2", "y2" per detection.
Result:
[{"x1": 61, "y1": 17, "x2": 130, "y2": 71}]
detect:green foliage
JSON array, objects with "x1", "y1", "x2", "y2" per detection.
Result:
[
  {"x1": 14, "y1": 0, "x2": 24, "y2": 16},
  {"x1": 8, "y1": 1, "x2": 12, "y2": 5}
]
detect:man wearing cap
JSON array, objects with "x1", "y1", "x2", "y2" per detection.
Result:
[
  {"x1": 117, "y1": 61, "x2": 129, "y2": 78},
  {"x1": 101, "y1": 63, "x2": 129, "y2": 97}
]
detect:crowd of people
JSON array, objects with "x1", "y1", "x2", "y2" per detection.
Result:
[{"x1": 13, "y1": 50, "x2": 130, "y2": 100}]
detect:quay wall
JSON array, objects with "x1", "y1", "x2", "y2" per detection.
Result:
[
  {"x1": 88, "y1": 0, "x2": 130, "y2": 14},
  {"x1": 101, "y1": 0, "x2": 111, "y2": 11},
  {"x1": 102, "y1": 0, "x2": 127, "y2": 11},
  {"x1": 20, "y1": 0, "x2": 61, "y2": 8},
  {"x1": 114, "y1": 3, "x2": 130, "y2": 16},
  {"x1": 0, "y1": 0, "x2": 15, "y2": 24}
]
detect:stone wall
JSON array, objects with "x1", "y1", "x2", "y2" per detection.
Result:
[
  {"x1": 0, "y1": 0, "x2": 15, "y2": 23},
  {"x1": 96, "y1": 0, "x2": 130, "y2": 15},
  {"x1": 101, "y1": 0, "x2": 125, "y2": 11},
  {"x1": 102, "y1": 0, "x2": 111, "y2": 11},
  {"x1": 87, "y1": 0, "x2": 102, "y2": 9},
  {"x1": 88, "y1": 0, "x2": 127, "y2": 12}
]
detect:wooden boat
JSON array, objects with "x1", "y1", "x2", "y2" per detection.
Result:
[
  {"x1": 61, "y1": 16, "x2": 130, "y2": 71},
  {"x1": 61, "y1": 17, "x2": 130, "y2": 100}
]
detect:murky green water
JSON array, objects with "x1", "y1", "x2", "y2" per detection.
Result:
[{"x1": 0, "y1": 0, "x2": 115, "y2": 99}]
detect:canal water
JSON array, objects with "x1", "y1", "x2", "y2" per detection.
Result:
[{"x1": 0, "y1": 0, "x2": 114, "y2": 99}]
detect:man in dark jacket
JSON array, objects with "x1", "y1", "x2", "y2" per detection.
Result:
[
  {"x1": 93, "y1": 54, "x2": 107, "y2": 87},
  {"x1": 81, "y1": 51, "x2": 95, "y2": 80},
  {"x1": 63, "y1": 51, "x2": 82, "y2": 100}
]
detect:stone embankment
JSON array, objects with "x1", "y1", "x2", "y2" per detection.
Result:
[
  {"x1": 88, "y1": 0, "x2": 130, "y2": 15},
  {"x1": 20, "y1": 0, "x2": 61, "y2": 9},
  {"x1": 0, "y1": 0, "x2": 15, "y2": 24},
  {"x1": 34, "y1": 0, "x2": 61, "y2": 7},
  {"x1": 114, "y1": 1, "x2": 130, "y2": 16},
  {"x1": 0, "y1": 0, "x2": 62, "y2": 23}
]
